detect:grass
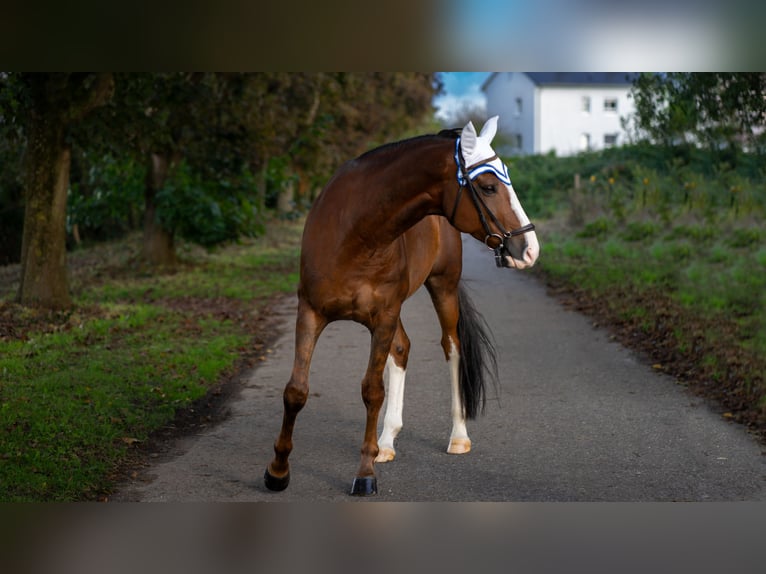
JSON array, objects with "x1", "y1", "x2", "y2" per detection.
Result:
[
  {"x1": 0, "y1": 218, "x2": 303, "y2": 501},
  {"x1": 524, "y1": 145, "x2": 766, "y2": 434}
]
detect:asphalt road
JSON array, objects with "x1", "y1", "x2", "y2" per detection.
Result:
[{"x1": 115, "y1": 236, "x2": 766, "y2": 501}]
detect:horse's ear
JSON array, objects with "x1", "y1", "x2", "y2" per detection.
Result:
[
  {"x1": 479, "y1": 116, "x2": 499, "y2": 142},
  {"x1": 461, "y1": 120, "x2": 478, "y2": 158}
]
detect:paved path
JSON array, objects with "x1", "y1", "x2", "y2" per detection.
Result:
[{"x1": 116, "y1": 236, "x2": 766, "y2": 501}]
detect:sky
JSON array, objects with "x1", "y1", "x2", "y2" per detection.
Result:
[
  {"x1": 434, "y1": 1, "x2": 750, "y2": 71},
  {"x1": 433, "y1": 72, "x2": 491, "y2": 124}
]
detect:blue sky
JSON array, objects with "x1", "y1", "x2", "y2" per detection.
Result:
[
  {"x1": 433, "y1": 72, "x2": 492, "y2": 123},
  {"x1": 433, "y1": 1, "x2": 740, "y2": 71}
]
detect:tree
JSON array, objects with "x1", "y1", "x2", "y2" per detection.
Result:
[
  {"x1": 2, "y1": 73, "x2": 114, "y2": 309},
  {"x1": 97, "y1": 73, "x2": 293, "y2": 264},
  {"x1": 1, "y1": 72, "x2": 440, "y2": 306},
  {"x1": 289, "y1": 73, "x2": 439, "y2": 182},
  {"x1": 631, "y1": 73, "x2": 766, "y2": 154}
]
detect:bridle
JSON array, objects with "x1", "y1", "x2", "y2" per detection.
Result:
[{"x1": 449, "y1": 138, "x2": 536, "y2": 268}]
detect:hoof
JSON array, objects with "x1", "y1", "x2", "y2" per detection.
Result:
[
  {"x1": 375, "y1": 447, "x2": 396, "y2": 463},
  {"x1": 447, "y1": 437, "x2": 471, "y2": 455},
  {"x1": 264, "y1": 468, "x2": 290, "y2": 491},
  {"x1": 350, "y1": 476, "x2": 378, "y2": 496}
]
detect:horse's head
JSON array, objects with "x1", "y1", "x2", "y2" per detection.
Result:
[{"x1": 448, "y1": 116, "x2": 540, "y2": 269}]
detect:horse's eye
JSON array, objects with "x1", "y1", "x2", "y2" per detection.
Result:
[{"x1": 481, "y1": 184, "x2": 496, "y2": 195}]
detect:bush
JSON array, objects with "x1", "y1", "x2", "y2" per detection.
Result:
[
  {"x1": 156, "y1": 162, "x2": 263, "y2": 247},
  {"x1": 67, "y1": 154, "x2": 145, "y2": 242}
]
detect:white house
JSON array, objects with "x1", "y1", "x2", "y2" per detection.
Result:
[{"x1": 482, "y1": 72, "x2": 637, "y2": 156}]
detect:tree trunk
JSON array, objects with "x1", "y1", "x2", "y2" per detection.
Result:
[
  {"x1": 17, "y1": 113, "x2": 72, "y2": 309},
  {"x1": 255, "y1": 159, "x2": 268, "y2": 216},
  {"x1": 277, "y1": 180, "x2": 294, "y2": 215},
  {"x1": 16, "y1": 73, "x2": 114, "y2": 310},
  {"x1": 143, "y1": 153, "x2": 177, "y2": 266}
]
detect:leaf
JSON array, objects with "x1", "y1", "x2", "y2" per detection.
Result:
[{"x1": 121, "y1": 437, "x2": 141, "y2": 445}]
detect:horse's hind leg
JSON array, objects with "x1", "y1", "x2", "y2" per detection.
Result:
[
  {"x1": 375, "y1": 318, "x2": 410, "y2": 463},
  {"x1": 264, "y1": 299, "x2": 326, "y2": 491},
  {"x1": 425, "y1": 276, "x2": 472, "y2": 455}
]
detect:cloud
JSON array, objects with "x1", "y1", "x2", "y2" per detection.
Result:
[
  {"x1": 433, "y1": 0, "x2": 761, "y2": 70},
  {"x1": 434, "y1": 78, "x2": 487, "y2": 124}
]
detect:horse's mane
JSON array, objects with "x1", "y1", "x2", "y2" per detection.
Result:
[
  {"x1": 437, "y1": 127, "x2": 462, "y2": 139},
  {"x1": 356, "y1": 128, "x2": 463, "y2": 162}
]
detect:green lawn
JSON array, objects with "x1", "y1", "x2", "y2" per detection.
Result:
[{"x1": 0, "y1": 219, "x2": 303, "y2": 501}]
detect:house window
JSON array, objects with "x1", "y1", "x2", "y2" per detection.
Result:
[
  {"x1": 604, "y1": 133, "x2": 619, "y2": 147},
  {"x1": 604, "y1": 98, "x2": 618, "y2": 113},
  {"x1": 514, "y1": 97, "x2": 522, "y2": 116},
  {"x1": 579, "y1": 133, "x2": 591, "y2": 152},
  {"x1": 581, "y1": 96, "x2": 591, "y2": 113},
  {"x1": 514, "y1": 134, "x2": 523, "y2": 149}
]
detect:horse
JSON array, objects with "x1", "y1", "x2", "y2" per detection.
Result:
[{"x1": 264, "y1": 116, "x2": 540, "y2": 495}]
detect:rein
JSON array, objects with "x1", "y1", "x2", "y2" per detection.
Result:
[{"x1": 450, "y1": 138, "x2": 535, "y2": 267}]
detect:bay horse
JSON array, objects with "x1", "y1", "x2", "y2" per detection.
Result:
[{"x1": 264, "y1": 116, "x2": 540, "y2": 495}]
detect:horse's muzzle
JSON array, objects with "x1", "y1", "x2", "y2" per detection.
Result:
[{"x1": 494, "y1": 228, "x2": 539, "y2": 269}]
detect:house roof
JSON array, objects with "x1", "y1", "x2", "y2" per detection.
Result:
[
  {"x1": 526, "y1": 72, "x2": 637, "y2": 86},
  {"x1": 482, "y1": 72, "x2": 637, "y2": 91}
]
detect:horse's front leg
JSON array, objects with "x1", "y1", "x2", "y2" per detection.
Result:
[
  {"x1": 264, "y1": 299, "x2": 326, "y2": 491},
  {"x1": 376, "y1": 319, "x2": 410, "y2": 463},
  {"x1": 351, "y1": 315, "x2": 399, "y2": 496}
]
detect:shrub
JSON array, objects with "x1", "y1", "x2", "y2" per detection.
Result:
[
  {"x1": 156, "y1": 162, "x2": 263, "y2": 247},
  {"x1": 67, "y1": 154, "x2": 145, "y2": 243}
]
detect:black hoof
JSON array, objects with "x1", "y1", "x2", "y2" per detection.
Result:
[
  {"x1": 264, "y1": 468, "x2": 290, "y2": 491},
  {"x1": 350, "y1": 476, "x2": 377, "y2": 496}
]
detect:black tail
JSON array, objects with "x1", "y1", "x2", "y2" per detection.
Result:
[{"x1": 457, "y1": 283, "x2": 499, "y2": 419}]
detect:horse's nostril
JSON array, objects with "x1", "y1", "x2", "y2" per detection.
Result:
[{"x1": 524, "y1": 245, "x2": 539, "y2": 265}]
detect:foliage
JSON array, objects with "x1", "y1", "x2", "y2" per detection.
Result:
[
  {"x1": 67, "y1": 153, "x2": 145, "y2": 242},
  {"x1": 630, "y1": 73, "x2": 766, "y2": 154},
  {"x1": 1, "y1": 72, "x2": 439, "y2": 275},
  {"x1": 263, "y1": 155, "x2": 300, "y2": 210},
  {"x1": 505, "y1": 142, "x2": 766, "y2": 222},
  {"x1": 526, "y1": 143, "x2": 766, "y2": 432},
  {"x1": 155, "y1": 162, "x2": 263, "y2": 247},
  {"x1": 0, "y1": 126, "x2": 24, "y2": 264},
  {"x1": 276, "y1": 72, "x2": 440, "y2": 181}
]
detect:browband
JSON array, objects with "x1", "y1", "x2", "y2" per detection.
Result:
[{"x1": 454, "y1": 138, "x2": 512, "y2": 186}]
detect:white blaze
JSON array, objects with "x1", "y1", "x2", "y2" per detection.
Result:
[
  {"x1": 506, "y1": 180, "x2": 540, "y2": 268},
  {"x1": 462, "y1": 116, "x2": 540, "y2": 269}
]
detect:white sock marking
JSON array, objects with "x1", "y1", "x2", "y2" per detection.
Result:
[
  {"x1": 448, "y1": 338, "x2": 469, "y2": 444},
  {"x1": 378, "y1": 354, "x2": 406, "y2": 454}
]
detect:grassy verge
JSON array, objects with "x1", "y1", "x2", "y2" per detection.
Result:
[
  {"x1": 521, "y1": 146, "x2": 766, "y2": 436},
  {"x1": 0, "y1": 218, "x2": 303, "y2": 501}
]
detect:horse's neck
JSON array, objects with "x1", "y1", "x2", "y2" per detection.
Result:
[{"x1": 353, "y1": 143, "x2": 450, "y2": 244}]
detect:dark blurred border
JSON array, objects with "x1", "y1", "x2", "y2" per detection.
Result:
[
  {"x1": 2, "y1": 0, "x2": 437, "y2": 70},
  {"x1": 2, "y1": 1, "x2": 765, "y2": 573},
  {"x1": 4, "y1": 0, "x2": 764, "y2": 69},
  {"x1": 2, "y1": 503, "x2": 764, "y2": 574}
]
